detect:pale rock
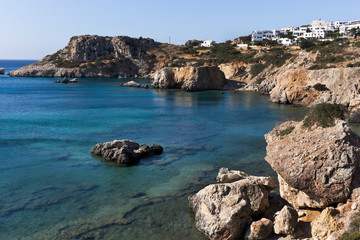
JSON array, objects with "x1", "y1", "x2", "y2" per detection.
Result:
[
  {"x1": 274, "y1": 206, "x2": 298, "y2": 235},
  {"x1": 189, "y1": 170, "x2": 275, "y2": 240},
  {"x1": 311, "y1": 207, "x2": 338, "y2": 239}
]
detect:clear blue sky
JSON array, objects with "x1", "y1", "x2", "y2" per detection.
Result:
[{"x1": 1, "y1": 0, "x2": 359, "y2": 59}]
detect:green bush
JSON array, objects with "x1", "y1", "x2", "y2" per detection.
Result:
[
  {"x1": 250, "y1": 63, "x2": 266, "y2": 78},
  {"x1": 278, "y1": 126, "x2": 295, "y2": 136},
  {"x1": 347, "y1": 62, "x2": 360, "y2": 68},
  {"x1": 299, "y1": 39, "x2": 317, "y2": 50},
  {"x1": 303, "y1": 103, "x2": 343, "y2": 128},
  {"x1": 339, "y1": 211, "x2": 360, "y2": 240},
  {"x1": 256, "y1": 77, "x2": 265, "y2": 84},
  {"x1": 53, "y1": 59, "x2": 84, "y2": 68}
]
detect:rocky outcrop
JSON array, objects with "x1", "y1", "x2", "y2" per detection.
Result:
[
  {"x1": 0, "y1": 68, "x2": 4, "y2": 74},
  {"x1": 218, "y1": 62, "x2": 246, "y2": 81},
  {"x1": 90, "y1": 139, "x2": 163, "y2": 164},
  {"x1": 185, "y1": 40, "x2": 202, "y2": 47},
  {"x1": 9, "y1": 35, "x2": 159, "y2": 78},
  {"x1": 152, "y1": 66, "x2": 226, "y2": 91},
  {"x1": 269, "y1": 67, "x2": 360, "y2": 110},
  {"x1": 273, "y1": 206, "x2": 298, "y2": 235},
  {"x1": 265, "y1": 119, "x2": 360, "y2": 209},
  {"x1": 188, "y1": 168, "x2": 276, "y2": 240}
]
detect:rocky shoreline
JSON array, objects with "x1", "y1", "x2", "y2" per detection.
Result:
[{"x1": 189, "y1": 106, "x2": 360, "y2": 239}]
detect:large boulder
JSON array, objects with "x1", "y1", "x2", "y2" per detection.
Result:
[
  {"x1": 0, "y1": 68, "x2": 4, "y2": 74},
  {"x1": 151, "y1": 66, "x2": 226, "y2": 91},
  {"x1": 90, "y1": 139, "x2": 163, "y2": 164},
  {"x1": 188, "y1": 169, "x2": 276, "y2": 240},
  {"x1": 265, "y1": 119, "x2": 360, "y2": 209}
]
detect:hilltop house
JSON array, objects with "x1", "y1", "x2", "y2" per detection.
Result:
[
  {"x1": 251, "y1": 30, "x2": 281, "y2": 41},
  {"x1": 200, "y1": 40, "x2": 216, "y2": 47}
]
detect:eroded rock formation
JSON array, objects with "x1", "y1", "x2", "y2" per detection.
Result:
[
  {"x1": 265, "y1": 119, "x2": 360, "y2": 209},
  {"x1": 151, "y1": 66, "x2": 226, "y2": 91}
]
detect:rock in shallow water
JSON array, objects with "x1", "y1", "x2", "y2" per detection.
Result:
[
  {"x1": 90, "y1": 139, "x2": 163, "y2": 164},
  {"x1": 188, "y1": 169, "x2": 276, "y2": 240}
]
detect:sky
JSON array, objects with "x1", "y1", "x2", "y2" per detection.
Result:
[{"x1": 0, "y1": 0, "x2": 359, "y2": 59}]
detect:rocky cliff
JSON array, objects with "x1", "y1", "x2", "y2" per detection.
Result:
[
  {"x1": 151, "y1": 66, "x2": 226, "y2": 91},
  {"x1": 9, "y1": 35, "x2": 159, "y2": 78}
]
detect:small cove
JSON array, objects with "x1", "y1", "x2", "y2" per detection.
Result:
[{"x1": 0, "y1": 60, "x2": 312, "y2": 239}]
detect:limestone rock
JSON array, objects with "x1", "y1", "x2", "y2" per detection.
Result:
[
  {"x1": 218, "y1": 62, "x2": 246, "y2": 81},
  {"x1": 244, "y1": 218, "x2": 273, "y2": 240},
  {"x1": 0, "y1": 68, "x2": 4, "y2": 74},
  {"x1": 189, "y1": 170, "x2": 275, "y2": 240},
  {"x1": 274, "y1": 206, "x2": 298, "y2": 235},
  {"x1": 216, "y1": 168, "x2": 277, "y2": 191},
  {"x1": 311, "y1": 207, "x2": 338, "y2": 239},
  {"x1": 122, "y1": 81, "x2": 141, "y2": 88},
  {"x1": 90, "y1": 139, "x2": 163, "y2": 164},
  {"x1": 152, "y1": 66, "x2": 226, "y2": 91},
  {"x1": 265, "y1": 119, "x2": 360, "y2": 208}
]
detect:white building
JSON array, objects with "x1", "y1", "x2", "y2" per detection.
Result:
[
  {"x1": 251, "y1": 30, "x2": 281, "y2": 42},
  {"x1": 339, "y1": 20, "x2": 360, "y2": 35},
  {"x1": 200, "y1": 40, "x2": 216, "y2": 47},
  {"x1": 236, "y1": 44, "x2": 249, "y2": 48},
  {"x1": 278, "y1": 38, "x2": 296, "y2": 46}
]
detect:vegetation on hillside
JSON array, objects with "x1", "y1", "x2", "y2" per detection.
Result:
[
  {"x1": 303, "y1": 103, "x2": 344, "y2": 128},
  {"x1": 339, "y1": 211, "x2": 360, "y2": 240},
  {"x1": 278, "y1": 126, "x2": 295, "y2": 136}
]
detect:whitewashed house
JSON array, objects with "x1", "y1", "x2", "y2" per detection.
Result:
[
  {"x1": 339, "y1": 20, "x2": 360, "y2": 35},
  {"x1": 278, "y1": 38, "x2": 296, "y2": 46},
  {"x1": 200, "y1": 40, "x2": 216, "y2": 47},
  {"x1": 251, "y1": 30, "x2": 281, "y2": 41}
]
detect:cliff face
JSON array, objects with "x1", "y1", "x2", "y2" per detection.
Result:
[
  {"x1": 9, "y1": 35, "x2": 159, "y2": 78},
  {"x1": 151, "y1": 66, "x2": 226, "y2": 91}
]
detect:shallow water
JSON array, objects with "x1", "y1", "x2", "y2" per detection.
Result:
[{"x1": 0, "y1": 60, "x2": 310, "y2": 239}]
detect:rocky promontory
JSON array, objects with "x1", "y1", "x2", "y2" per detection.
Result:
[
  {"x1": 151, "y1": 66, "x2": 226, "y2": 91},
  {"x1": 90, "y1": 139, "x2": 163, "y2": 164},
  {"x1": 9, "y1": 35, "x2": 159, "y2": 78}
]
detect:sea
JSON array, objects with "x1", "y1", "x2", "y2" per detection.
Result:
[{"x1": 0, "y1": 60, "x2": 310, "y2": 239}]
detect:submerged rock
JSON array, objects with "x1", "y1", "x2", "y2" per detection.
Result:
[
  {"x1": 90, "y1": 139, "x2": 163, "y2": 164},
  {"x1": 152, "y1": 66, "x2": 226, "y2": 91},
  {"x1": 265, "y1": 119, "x2": 360, "y2": 209},
  {"x1": 188, "y1": 169, "x2": 276, "y2": 240}
]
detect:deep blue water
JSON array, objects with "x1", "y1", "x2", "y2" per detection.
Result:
[{"x1": 0, "y1": 60, "x2": 310, "y2": 239}]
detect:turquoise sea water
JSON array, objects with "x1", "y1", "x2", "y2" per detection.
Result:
[{"x1": 0, "y1": 60, "x2": 310, "y2": 240}]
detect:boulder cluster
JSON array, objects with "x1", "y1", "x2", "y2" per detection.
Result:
[
  {"x1": 90, "y1": 139, "x2": 163, "y2": 165},
  {"x1": 189, "y1": 118, "x2": 360, "y2": 239}
]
